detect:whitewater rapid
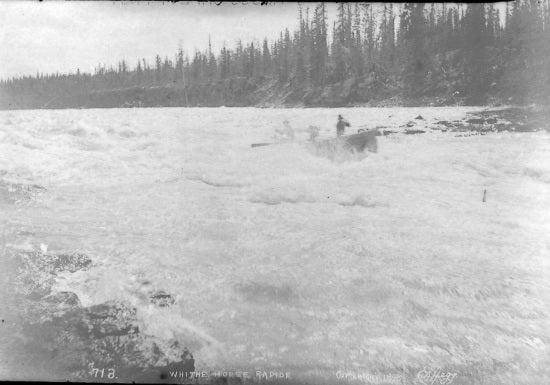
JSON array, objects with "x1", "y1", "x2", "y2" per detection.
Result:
[{"x1": 1, "y1": 107, "x2": 549, "y2": 381}]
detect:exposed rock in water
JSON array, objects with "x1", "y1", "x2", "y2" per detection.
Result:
[
  {"x1": 23, "y1": 298, "x2": 194, "y2": 382},
  {"x1": 150, "y1": 291, "x2": 176, "y2": 308},
  {"x1": 9, "y1": 247, "x2": 195, "y2": 381},
  {"x1": 23, "y1": 299, "x2": 139, "y2": 341},
  {"x1": 405, "y1": 129, "x2": 426, "y2": 135},
  {"x1": 142, "y1": 346, "x2": 195, "y2": 384},
  {"x1": 83, "y1": 301, "x2": 140, "y2": 338},
  {"x1": 450, "y1": 123, "x2": 469, "y2": 132},
  {"x1": 415, "y1": 115, "x2": 424, "y2": 120},
  {"x1": 436, "y1": 120, "x2": 454, "y2": 127},
  {"x1": 405, "y1": 121, "x2": 416, "y2": 127},
  {"x1": 428, "y1": 108, "x2": 550, "y2": 134},
  {"x1": 466, "y1": 117, "x2": 485, "y2": 124},
  {"x1": 43, "y1": 291, "x2": 82, "y2": 307},
  {"x1": 11, "y1": 251, "x2": 93, "y2": 303},
  {"x1": 19, "y1": 251, "x2": 93, "y2": 275},
  {"x1": 466, "y1": 106, "x2": 550, "y2": 133},
  {"x1": 52, "y1": 253, "x2": 93, "y2": 273},
  {"x1": 15, "y1": 269, "x2": 56, "y2": 300}
]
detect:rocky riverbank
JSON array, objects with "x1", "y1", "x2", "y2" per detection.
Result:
[
  {"x1": 3, "y1": 75, "x2": 544, "y2": 110},
  {"x1": 366, "y1": 105, "x2": 550, "y2": 138},
  {"x1": 3, "y1": 247, "x2": 194, "y2": 383}
]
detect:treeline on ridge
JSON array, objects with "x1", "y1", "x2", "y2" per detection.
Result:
[{"x1": 1, "y1": 1, "x2": 549, "y2": 109}]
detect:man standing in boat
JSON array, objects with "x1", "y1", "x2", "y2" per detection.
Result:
[{"x1": 336, "y1": 115, "x2": 351, "y2": 137}]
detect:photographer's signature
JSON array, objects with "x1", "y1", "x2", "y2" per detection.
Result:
[{"x1": 416, "y1": 367, "x2": 457, "y2": 385}]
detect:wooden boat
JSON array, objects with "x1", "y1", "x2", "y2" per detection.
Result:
[
  {"x1": 312, "y1": 129, "x2": 378, "y2": 153},
  {"x1": 251, "y1": 129, "x2": 378, "y2": 153}
]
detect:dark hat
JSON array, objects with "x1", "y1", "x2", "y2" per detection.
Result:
[{"x1": 338, "y1": 115, "x2": 343, "y2": 120}]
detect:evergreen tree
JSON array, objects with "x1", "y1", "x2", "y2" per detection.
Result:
[
  {"x1": 261, "y1": 38, "x2": 271, "y2": 77},
  {"x1": 400, "y1": 3, "x2": 429, "y2": 97},
  {"x1": 462, "y1": 4, "x2": 489, "y2": 104},
  {"x1": 2, "y1": 1, "x2": 549, "y2": 109},
  {"x1": 310, "y1": 3, "x2": 328, "y2": 86},
  {"x1": 155, "y1": 55, "x2": 162, "y2": 84}
]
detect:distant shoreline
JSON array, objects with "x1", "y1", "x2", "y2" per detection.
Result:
[
  {"x1": 1, "y1": 105, "x2": 547, "y2": 134},
  {"x1": 1, "y1": 76, "x2": 544, "y2": 111}
]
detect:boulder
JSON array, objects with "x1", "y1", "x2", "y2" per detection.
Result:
[
  {"x1": 466, "y1": 117, "x2": 485, "y2": 124},
  {"x1": 52, "y1": 253, "x2": 92, "y2": 273},
  {"x1": 32, "y1": 299, "x2": 195, "y2": 381},
  {"x1": 20, "y1": 251, "x2": 92, "y2": 275},
  {"x1": 436, "y1": 120, "x2": 453, "y2": 127},
  {"x1": 83, "y1": 300, "x2": 140, "y2": 338},
  {"x1": 405, "y1": 129, "x2": 426, "y2": 135},
  {"x1": 11, "y1": 247, "x2": 195, "y2": 381},
  {"x1": 43, "y1": 291, "x2": 82, "y2": 307}
]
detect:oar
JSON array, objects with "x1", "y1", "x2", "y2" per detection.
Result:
[{"x1": 251, "y1": 137, "x2": 324, "y2": 148}]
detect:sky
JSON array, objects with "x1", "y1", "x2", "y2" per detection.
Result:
[
  {"x1": 0, "y1": 1, "x2": 341, "y2": 80},
  {"x1": 0, "y1": 2, "x2": 509, "y2": 81}
]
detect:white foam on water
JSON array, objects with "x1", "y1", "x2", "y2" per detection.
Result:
[{"x1": 1, "y1": 107, "x2": 549, "y2": 372}]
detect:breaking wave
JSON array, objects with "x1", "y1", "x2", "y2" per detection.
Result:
[
  {"x1": 339, "y1": 195, "x2": 387, "y2": 208},
  {"x1": 521, "y1": 166, "x2": 550, "y2": 183},
  {"x1": 187, "y1": 174, "x2": 247, "y2": 188},
  {"x1": 249, "y1": 188, "x2": 316, "y2": 205}
]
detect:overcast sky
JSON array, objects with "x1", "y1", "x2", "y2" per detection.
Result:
[
  {"x1": 0, "y1": 1, "x2": 345, "y2": 80},
  {"x1": 0, "y1": 2, "x2": 510, "y2": 81}
]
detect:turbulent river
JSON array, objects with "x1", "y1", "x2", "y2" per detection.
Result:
[{"x1": 1, "y1": 107, "x2": 549, "y2": 384}]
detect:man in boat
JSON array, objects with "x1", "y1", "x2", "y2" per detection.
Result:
[{"x1": 336, "y1": 115, "x2": 351, "y2": 137}]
